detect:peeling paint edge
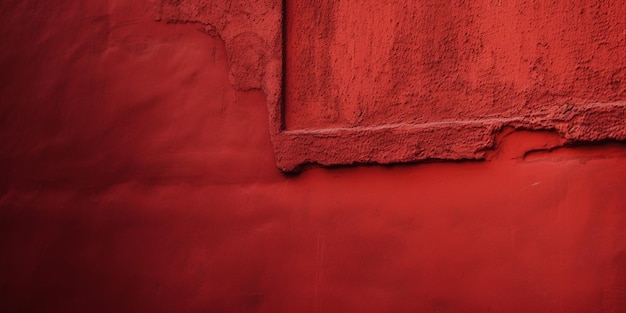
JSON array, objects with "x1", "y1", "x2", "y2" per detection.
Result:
[{"x1": 273, "y1": 102, "x2": 626, "y2": 171}]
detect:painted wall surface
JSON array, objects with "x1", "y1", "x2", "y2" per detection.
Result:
[
  {"x1": 1, "y1": 1, "x2": 626, "y2": 313},
  {"x1": 286, "y1": 0, "x2": 626, "y2": 129}
]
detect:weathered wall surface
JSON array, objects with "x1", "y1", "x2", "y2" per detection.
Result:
[
  {"x1": 158, "y1": 0, "x2": 626, "y2": 170},
  {"x1": 278, "y1": 0, "x2": 626, "y2": 171},
  {"x1": 286, "y1": 0, "x2": 626, "y2": 128},
  {"x1": 1, "y1": 1, "x2": 626, "y2": 313}
]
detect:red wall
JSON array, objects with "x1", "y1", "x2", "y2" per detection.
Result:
[
  {"x1": 1, "y1": 1, "x2": 626, "y2": 312},
  {"x1": 285, "y1": 0, "x2": 626, "y2": 129}
]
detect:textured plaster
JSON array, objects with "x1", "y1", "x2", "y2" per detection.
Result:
[
  {"x1": 157, "y1": 0, "x2": 626, "y2": 171},
  {"x1": 2, "y1": 1, "x2": 626, "y2": 312}
]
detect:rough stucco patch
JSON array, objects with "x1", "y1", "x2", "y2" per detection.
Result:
[
  {"x1": 154, "y1": 0, "x2": 282, "y2": 106},
  {"x1": 274, "y1": 102, "x2": 626, "y2": 170},
  {"x1": 156, "y1": 0, "x2": 626, "y2": 172},
  {"x1": 285, "y1": 0, "x2": 626, "y2": 130}
]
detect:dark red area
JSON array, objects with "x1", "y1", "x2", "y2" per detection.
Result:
[{"x1": 1, "y1": 1, "x2": 626, "y2": 313}]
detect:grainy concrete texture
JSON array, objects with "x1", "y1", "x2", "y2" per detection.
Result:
[{"x1": 1, "y1": 1, "x2": 626, "y2": 313}]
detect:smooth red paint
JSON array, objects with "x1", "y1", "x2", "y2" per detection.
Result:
[{"x1": 1, "y1": 1, "x2": 626, "y2": 313}]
